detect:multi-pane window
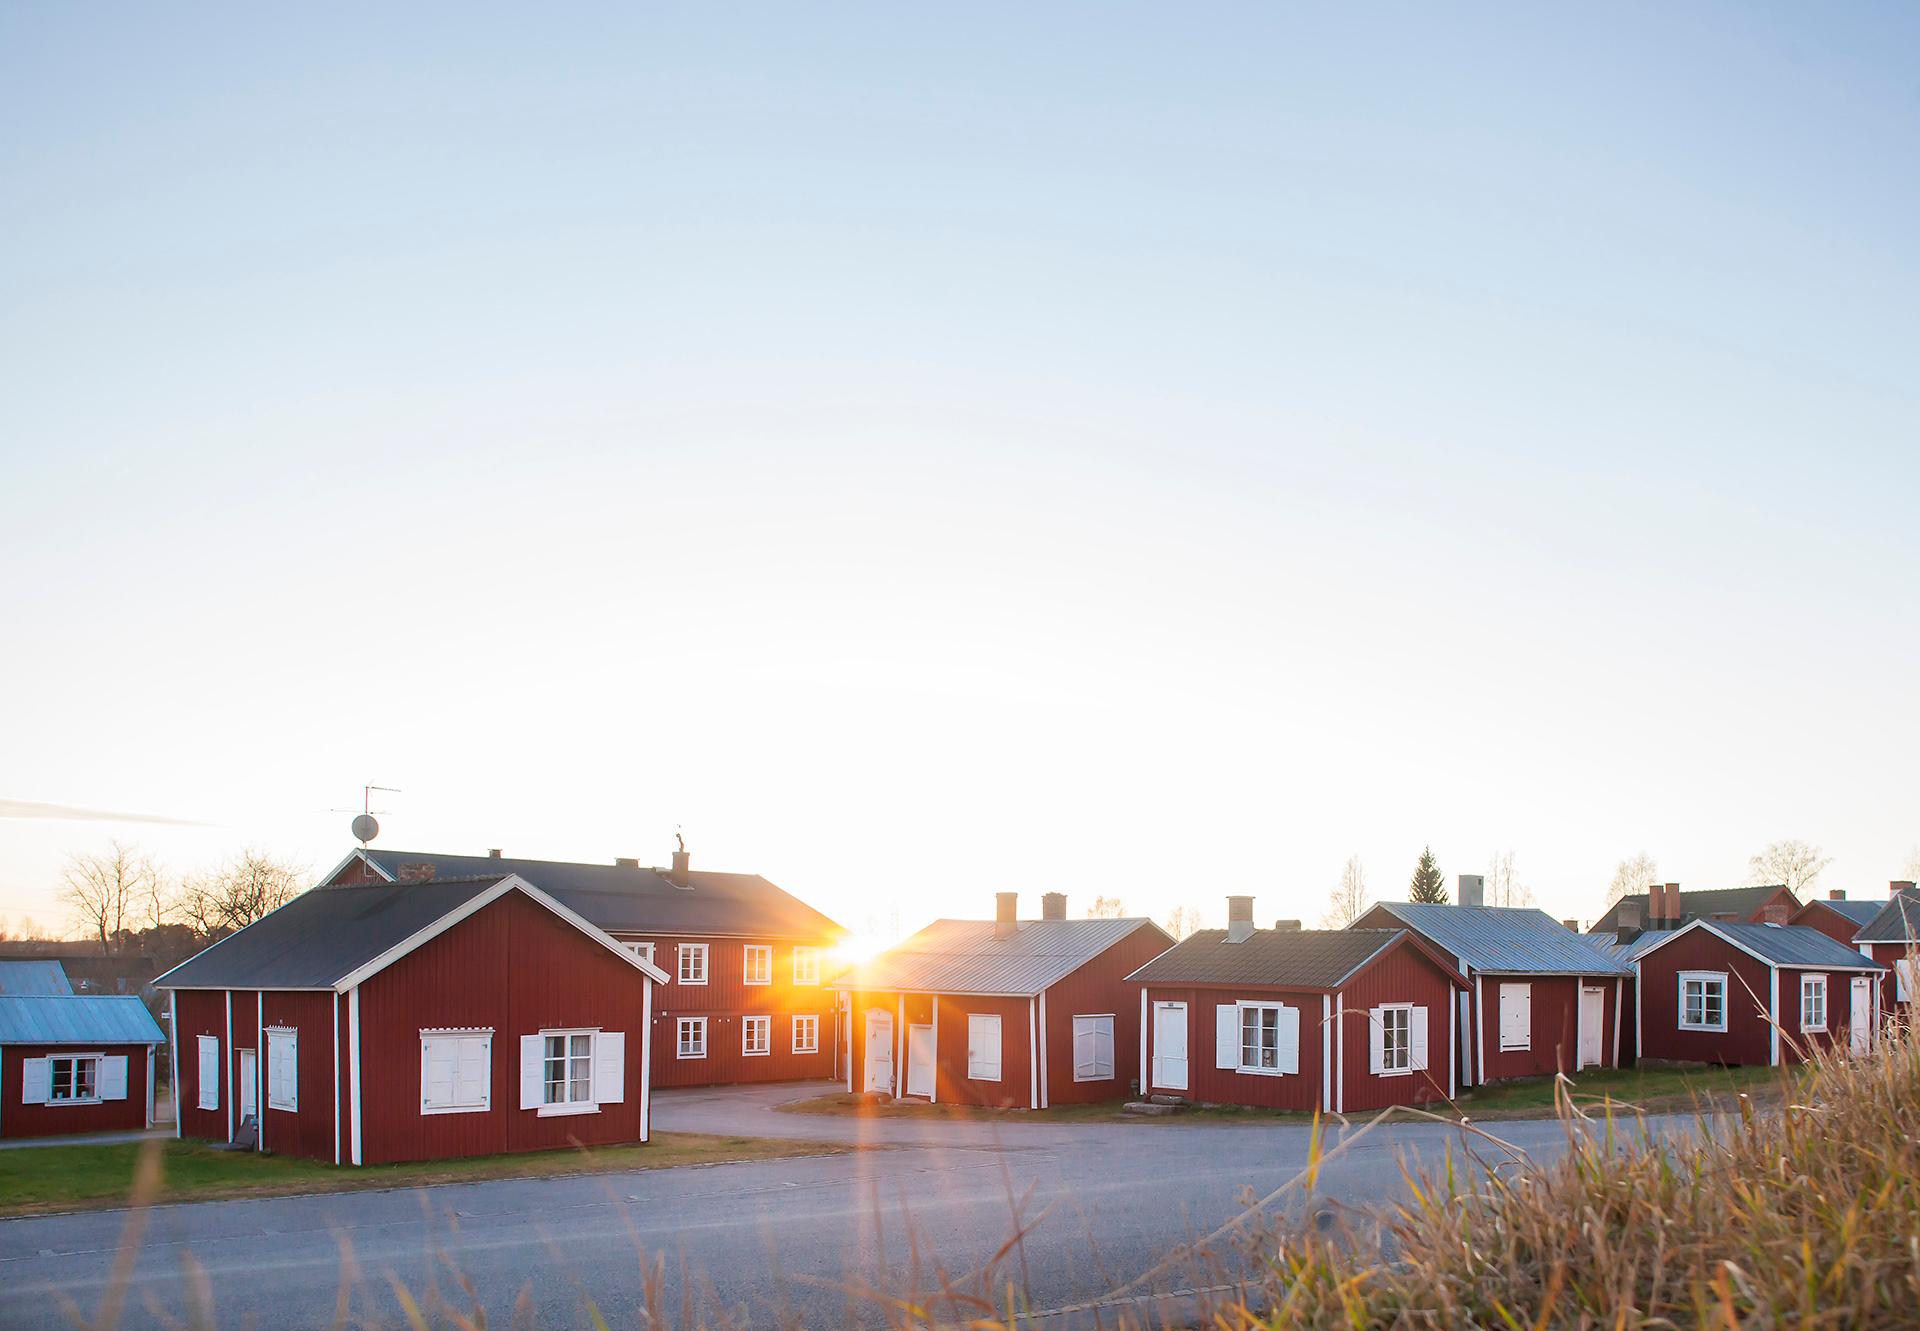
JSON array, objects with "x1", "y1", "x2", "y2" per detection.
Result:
[
  {"x1": 1680, "y1": 973, "x2": 1727, "y2": 1031},
  {"x1": 677, "y1": 1017, "x2": 707, "y2": 1058},
  {"x1": 1239, "y1": 1005, "x2": 1282, "y2": 1071},
  {"x1": 1379, "y1": 1006, "x2": 1412, "y2": 1073},
  {"x1": 49, "y1": 1056, "x2": 99, "y2": 1102},
  {"x1": 744, "y1": 945, "x2": 772, "y2": 986},
  {"x1": 543, "y1": 1032, "x2": 594, "y2": 1106},
  {"x1": 679, "y1": 943, "x2": 708, "y2": 985},
  {"x1": 792, "y1": 947, "x2": 821, "y2": 986},
  {"x1": 623, "y1": 941, "x2": 656, "y2": 965},
  {"x1": 792, "y1": 1014, "x2": 819, "y2": 1054},
  {"x1": 1800, "y1": 974, "x2": 1828, "y2": 1031},
  {"x1": 743, "y1": 1015, "x2": 772, "y2": 1056}
]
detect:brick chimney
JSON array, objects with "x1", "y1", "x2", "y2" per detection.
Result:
[
  {"x1": 1272, "y1": 919, "x2": 1301, "y2": 931},
  {"x1": 1226, "y1": 895, "x2": 1255, "y2": 943},
  {"x1": 1829, "y1": 889, "x2": 1846, "y2": 901},
  {"x1": 488, "y1": 849, "x2": 503, "y2": 859},
  {"x1": 614, "y1": 857, "x2": 639, "y2": 869},
  {"x1": 995, "y1": 892, "x2": 1019, "y2": 938},
  {"x1": 1562, "y1": 919, "x2": 1580, "y2": 932},
  {"x1": 397, "y1": 862, "x2": 436, "y2": 884},
  {"x1": 1616, "y1": 900, "x2": 1642, "y2": 945},
  {"x1": 1041, "y1": 892, "x2": 1067, "y2": 921},
  {"x1": 1458, "y1": 874, "x2": 1485, "y2": 908},
  {"x1": 670, "y1": 848, "x2": 690, "y2": 879},
  {"x1": 1763, "y1": 903, "x2": 1789, "y2": 924},
  {"x1": 1893, "y1": 881, "x2": 1917, "y2": 895}
]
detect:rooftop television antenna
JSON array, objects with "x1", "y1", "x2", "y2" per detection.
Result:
[{"x1": 331, "y1": 784, "x2": 400, "y2": 845}]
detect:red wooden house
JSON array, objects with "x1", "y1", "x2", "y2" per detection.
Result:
[
  {"x1": 1590, "y1": 882, "x2": 1800, "y2": 936},
  {"x1": 1850, "y1": 882, "x2": 1920, "y2": 1011},
  {"x1": 156, "y1": 872, "x2": 668, "y2": 1165},
  {"x1": 1129, "y1": 898, "x2": 1467, "y2": 1113},
  {"x1": 837, "y1": 894, "x2": 1171, "y2": 1108},
  {"x1": 1788, "y1": 893, "x2": 1884, "y2": 948},
  {"x1": 323, "y1": 845, "x2": 844, "y2": 1089},
  {"x1": 1354, "y1": 893, "x2": 1632, "y2": 1085},
  {"x1": 1631, "y1": 919, "x2": 1884, "y2": 1066},
  {"x1": 0, "y1": 994, "x2": 165, "y2": 1138}
]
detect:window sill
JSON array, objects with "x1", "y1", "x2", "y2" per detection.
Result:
[
  {"x1": 1677, "y1": 1023, "x2": 1727, "y2": 1033},
  {"x1": 1376, "y1": 1068, "x2": 1413, "y2": 1078},
  {"x1": 795, "y1": 1048, "x2": 820, "y2": 1056},
  {"x1": 966, "y1": 1072, "x2": 1002, "y2": 1082},
  {"x1": 1497, "y1": 1042, "x2": 1530, "y2": 1052},
  {"x1": 422, "y1": 1103, "x2": 490, "y2": 1116},
  {"x1": 1234, "y1": 1065, "x2": 1289, "y2": 1078},
  {"x1": 1800, "y1": 1025, "x2": 1826, "y2": 1034},
  {"x1": 678, "y1": 980, "x2": 708, "y2": 986},
  {"x1": 677, "y1": 1051, "x2": 707, "y2": 1060},
  {"x1": 48, "y1": 1098, "x2": 103, "y2": 1106},
  {"x1": 743, "y1": 1050, "x2": 770, "y2": 1058},
  {"x1": 1071, "y1": 1073, "x2": 1114, "y2": 1083},
  {"x1": 535, "y1": 1102, "x2": 601, "y2": 1118}
]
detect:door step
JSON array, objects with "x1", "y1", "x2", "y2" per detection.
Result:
[{"x1": 1123, "y1": 1100, "x2": 1184, "y2": 1117}]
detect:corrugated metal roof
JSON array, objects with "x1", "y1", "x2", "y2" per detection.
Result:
[
  {"x1": 351, "y1": 850, "x2": 845, "y2": 941},
  {"x1": 1366, "y1": 904, "x2": 1632, "y2": 976},
  {"x1": 1127, "y1": 928, "x2": 1433, "y2": 989},
  {"x1": 1854, "y1": 891, "x2": 1920, "y2": 944},
  {"x1": 0, "y1": 960, "x2": 73, "y2": 996},
  {"x1": 1796, "y1": 899, "x2": 1884, "y2": 927},
  {"x1": 838, "y1": 918, "x2": 1169, "y2": 996},
  {"x1": 1700, "y1": 921, "x2": 1884, "y2": 970},
  {"x1": 157, "y1": 876, "x2": 511, "y2": 990},
  {"x1": 0, "y1": 995, "x2": 164, "y2": 1045},
  {"x1": 1601, "y1": 929, "x2": 1678, "y2": 963}
]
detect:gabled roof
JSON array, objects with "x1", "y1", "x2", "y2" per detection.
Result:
[
  {"x1": 1634, "y1": 918, "x2": 1884, "y2": 971},
  {"x1": 1364, "y1": 904, "x2": 1632, "y2": 976},
  {"x1": 0, "y1": 995, "x2": 164, "y2": 1045},
  {"x1": 1601, "y1": 929, "x2": 1678, "y2": 963},
  {"x1": 1126, "y1": 928, "x2": 1466, "y2": 991},
  {"x1": 156, "y1": 874, "x2": 669, "y2": 992},
  {"x1": 335, "y1": 849, "x2": 845, "y2": 942},
  {"x1": 0, "y1": 960, "x2": 73, "y2": 996},
  {"x1": 837, "y1": 918, "x2": 1170, "y2": 997},
  {"x1": 1793, "y1": 898, "x2": 1884, "y2": 928},
  {"x1": 1589, "y1": 885, "x2": 1795, "y2": 932},
  {"x1": 1854, "y1": 891, "x2": 1920, "y2": 944}
]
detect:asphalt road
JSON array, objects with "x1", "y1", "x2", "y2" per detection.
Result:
[{"x1": 0, "y1": 1084, "x2": 1689, "y2": 1331}]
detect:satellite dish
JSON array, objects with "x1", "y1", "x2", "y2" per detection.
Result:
[{"x1": 351, "y1": 814, "x2": 380, "y2": 844}]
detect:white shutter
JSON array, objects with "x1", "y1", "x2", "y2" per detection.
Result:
[
  {"x1": 593, "y1": 1032, "x2": 625, "y2": 1104},
  {"x1": 456, "y1": 1037, "x2": 490, "y2": 1108},
  {"x1": 1215, "y1": 1004, "x2": 1239, "y2": 1069},
  {"x1": 1410, "y1": 1006, "x2": 1429, "y2": 1071},
  {"x1": 1277, "y1": 1004, "x2": 1300, "y2": 1075},
  {"x1": 267, "y1": 1031, "x2": 297, "y2": 1110},
  {"x1": 197, "y1": 1036, "x2": 220, "y2": 1111},
  {"x1": 967, "y1": 1014, "x2": 1002, "y2": 1080},
  {"x1": 422, "y1": 1039, "x2": 456, "y2": 1110},
  {"x1": 519, "y1": 1034, "x2": 545, "y2": 1110},
  {"x1": 1367, "y1": 1007, "x2": 1384, "y2": 1074},
  {"x1": 1897, "y1": 961, "x2": 1914, "y2": 1004},
  {"x1": 1073, "y1": 1022, "x2": 1097, "y2": 1080},
  {"x1": 1499, "y1": 984, "x2": 1532, "y2": 1050},
  {"x1": 1093, "y1": 1018, "x2": 1114, "y2": 1079},
  {"x1": 100, "y1": 1055, "x2": 130, "y2": 1101},
  {"x1": 20, "y1": 1057, "x2": 49, "y2": 1105}
]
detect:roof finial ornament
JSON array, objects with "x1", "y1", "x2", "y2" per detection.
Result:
[{"x1": 676, "y1": 827, "x2": 686, "y2": 855}]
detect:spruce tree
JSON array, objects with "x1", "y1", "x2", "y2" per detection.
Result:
[{"x1": 1408, "y1": 845, "x2": 1448, "y2": 903}]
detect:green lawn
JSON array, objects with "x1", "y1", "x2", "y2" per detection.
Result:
[{"x1": 0, "y1": 1131, "x2": 853, "y2": 1217}]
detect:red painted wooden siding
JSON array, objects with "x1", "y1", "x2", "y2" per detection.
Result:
[
  {"x1": 257, "y1": 990, "x2": 340, "y2": 1162},
  {"x1": 1637, "y1": 930, "x2": 1776, "y2": 1065},
  {"x1": 356, "y1": 890, "x2": 650, "y2": 1164},
  {"x1": 1867, "y1": 942, "x2": 1914, "y2": 1011},
  {"x1": 173, "y1": 989, "x2": 230, "y2": 1143},
  {"x1": 627, "y1": 933, "x2": 837, "y2": 1088},
  {"x1": 1142, "y1": 984, "x2": 1325, "y2": 1111},
  {"x1": 1790, "y1": 903, "x2": 1866, "y2": 948},
  {"x1": 1474, "y1": 975, "x2": 1622, "y2": 1082},
  {"x1": 2, "y1": 1043, "x2": 151, "y2": 1137},
  {"x1": 1337, "y1": 939, "x2": 1460, "y2": 1111},
  {"x1": 1041, "y1": 924, "x2": 1172, "y2": 1105},
  {"x1": 845, "y1": 990, "x2": 1037, "y2": 1107}
]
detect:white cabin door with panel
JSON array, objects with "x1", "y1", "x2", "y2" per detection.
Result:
[{"x1": 865, "y1": 1011, "x2": 895, "y2": 1094}]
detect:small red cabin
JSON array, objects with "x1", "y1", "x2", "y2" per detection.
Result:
[
  {"x1": 838, "y1": 894, "x2": 1171, "y2": 1108},
  {"x1": 1631, "y1": 918, "x2": 1884, "y2": 1066},
  {"x1": 1130, "y1": 900, "x2": 1467, "y2": 1113},
  {"x1": 157, "y1": 873, "x2": 667, "y2": 1165},
  {"x1": 1788, "y1": 894, "x2": 1883, "y2": 949},
  {"x1": 0, "y1": 994, "x2": 164, "y2": 1138},
  {"x1": 1851, "y1": 883, "x2": 1920, "y2": 1011}
]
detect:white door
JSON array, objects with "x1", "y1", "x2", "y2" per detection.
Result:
[
  {"x1": 864, "y1": 1010, "x2": 895, "y2": 1094},
  {"x1": 1151, "y1": 1002, "x2": 1188, "y2": 1091},
  {"x1": 1578, "y1": 987, "x2": 1606, "y2": 1069},
  {"x1": 905, "y1": 1024, "x2": 936, "y2": 1098},
  {"x1": 1850, "y1": 977, "x2": 1873, "y2": 1054},
  {"x1": 238, "y1": 1049, "x2": 258, "y2": 1121}
]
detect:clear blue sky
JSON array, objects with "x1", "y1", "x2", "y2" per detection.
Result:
[{"x1": 3, "y1": 4, "x2": 1917, "y2": 940}]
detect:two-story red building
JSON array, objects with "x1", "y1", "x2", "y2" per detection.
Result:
[
  {"x1": 322, "y1": 844, "x2": 846, "y2": 1088},
  {"x1": 1851, "y1": 882, "x2": 1920, "y2": 1011}
]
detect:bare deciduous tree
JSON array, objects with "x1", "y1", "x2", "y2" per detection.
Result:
[
  {"x1": 176, "y1": 849, "x2": 306, "y2": 936},
  {"x1": 1322, "y1": 855, "x2": 1369, "y2": 928},
  {"x1": 1163, "y1": 904, "x2": 1204, "y2": 940},
  {"x1": 1605, "y1": 853, "x2": 1659, "y2": 907},
  {"x1": 1486, "y1": 850, "x2": 1534, "y2": 908},
  {"x1": 1748, "y1": 839, "x2": 1832, "y2": 894},
  {"x1": 61, "y1": 842, "x2": 160, "y2": 953},
  {"x1": 1086, "y1": 895, "x2": 1127, "y2": 918}
]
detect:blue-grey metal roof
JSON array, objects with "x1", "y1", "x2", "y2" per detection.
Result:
[
  {"x1": 0, "y1": 995, "x2": 164, "y2": 1045},
  {"x1": 1363, "y1": 904, "x2": 1632, "y2": 976},
  {"x1": 1602, "y1": 929, "x2": 1678, "y2": 963},
  {"x1": 0, "y1": 960, "x2": 73, "y2": 996},
  {"x1": 1699, "y1": 921, "x2": 1884, "y2": 970},
  {"x1": 838, "y1": 918, "x2": 1171, "y2": 996},
  {"x1": 1854, "y1": 891, "x2": 1920, "y2": 944},
  {"x1": 1799, "y1": 898, "x2": 1885, "y2": 927}
]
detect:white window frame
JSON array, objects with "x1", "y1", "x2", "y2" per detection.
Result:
[
  {"x1": 541, "y1": 1028, "x2": 597, "y2": 1113},
  {"x1": 966, "y1": 1013, "x2": 1003, "y2": 1081},
  {"x1": 1072, "y1": 1013, "x2": 1115, "y2": 1082},
  {"x1": 622, "y1": 941, "x2": 656, "y2": 965},
  {"x1": 792, "y1": 947, "x2": 821, "y2": 986},
  {"x1": 677, "y1": 1016, "x2": 708, "y2": 1059},
  {"x1": 678, "y1": 943, "x2": 709, "y2": 985},
  {"x1": 1800, "y1": 973, "x2": 1828, "y2": 1032},
  {"x1": 1378, "y1": 1003, "x2": 1413, "y2": 1076},
  {"x1": 48, "y1": 1053, "x2": 103, "y2": 1104},
  {"x1": 1679, "y1": 971, "x2": 1728, "y2": 1032},
  {"x1": 1236, "y1": 1003, "x2": 1286, "y2": 1075},
  {"x1": 196, "y1": 1034, "x2": 219, "y2": 1111},
  {"x1": 420, "y1": 1028, "x2": 493, "y2": 1116},
  {"x1": 743, "y1": 944, "x2": 772, "y2": 986},
  {"x1": 792, "y1": 1014, "x2": 820, "y2": 1054},
  {"x1": 743, "y1": 1014, "x2": 772, "y2": 1057},
  {"x1": 266, "y1": 1027, "x2": 298, "y2": 1112}
]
